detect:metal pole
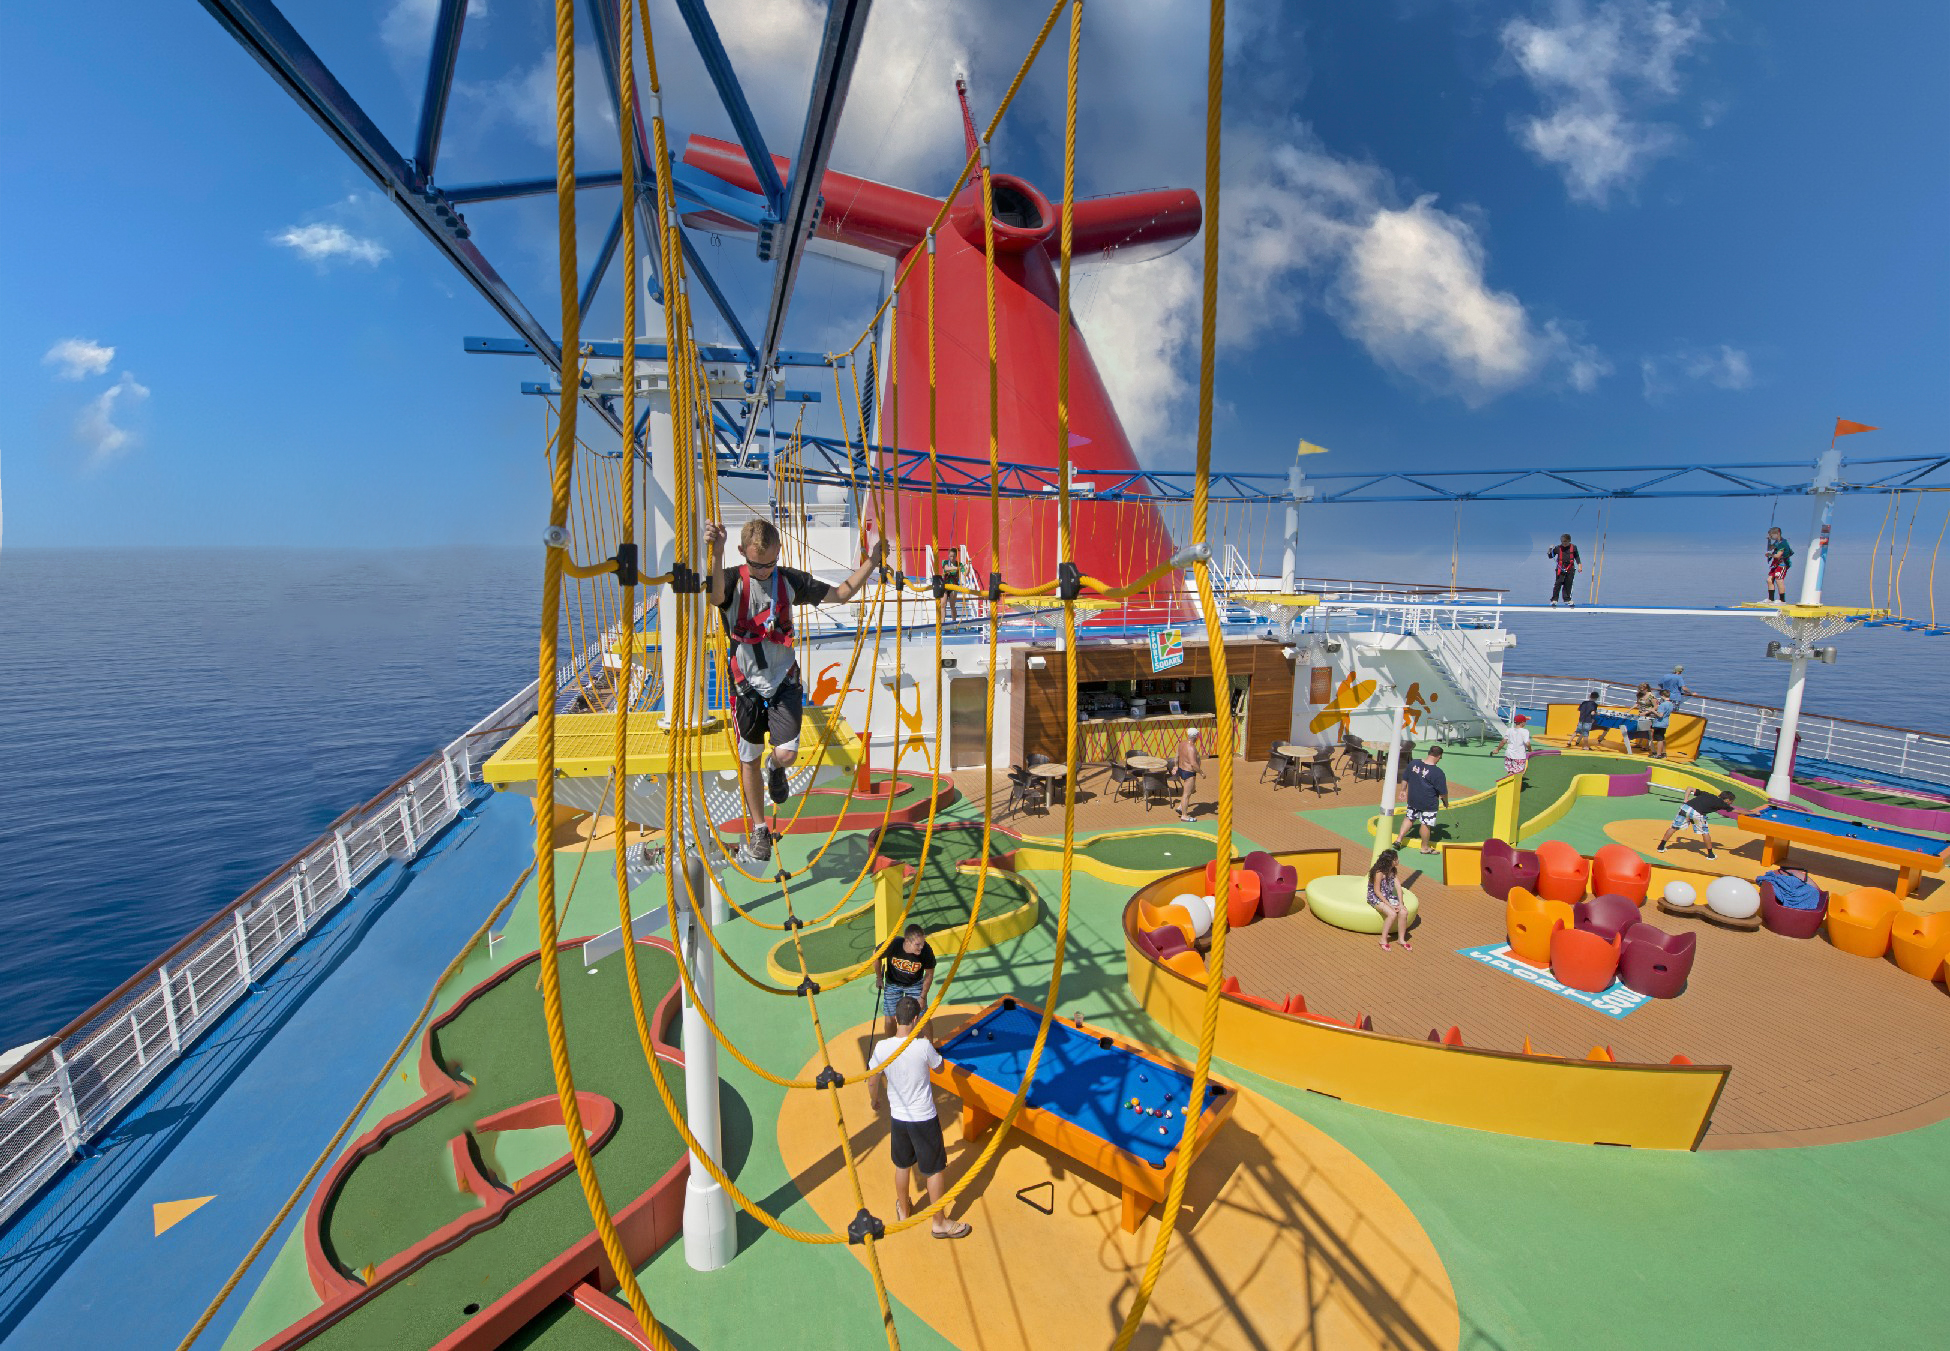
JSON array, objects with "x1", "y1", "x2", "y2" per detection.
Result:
[
  {"x1": 647, "y1": 386, "x2": 683, "y2": 728},
  {"x1": 679, "y1": 853, "x2": 734, "y2": 1271},
  {"x1": 1769, "y1": 449, "x2": 1841, "y2": 801},
  {"x1": 1373, "y1": 699, "x2": 1407, "y2": 864},
  {"x1": 1281, "y1": 463, "x2": 1302, "y2": 592}
]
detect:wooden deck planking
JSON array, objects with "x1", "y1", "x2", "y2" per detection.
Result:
[{"x1": 951, "y1": 759, "x2": 1950, "y2": 1146}]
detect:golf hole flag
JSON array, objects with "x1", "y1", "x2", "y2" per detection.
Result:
[{"x1": 1149, "y1": 627, "x2": 1185, "y2": 672}]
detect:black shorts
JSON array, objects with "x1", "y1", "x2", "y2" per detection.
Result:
[
  {"x1": 889, "y1": 1116, "x2": 947, "y2": 1175},
  {"x1": 734, "y1": 677, "x2": 804, "y2": 762}
]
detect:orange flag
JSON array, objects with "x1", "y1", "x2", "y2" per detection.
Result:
[{"x1": 1834, "y1": 418, "x2": 1878, "y2": 438}]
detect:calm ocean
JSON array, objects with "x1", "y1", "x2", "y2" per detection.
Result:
[{"x1": 1, "y1": 542, "x2": 1939, "y2": 1050}]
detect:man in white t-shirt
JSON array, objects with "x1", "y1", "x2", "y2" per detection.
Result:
[{"x1": 866, "y1": 995, "x2": 973, "y2": 1239}]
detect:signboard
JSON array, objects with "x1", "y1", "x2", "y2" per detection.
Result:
[
  {"x1": 1147, "y1": 627, "x2": 1185, "y2": 673},
  {"x1": 1458, "y1": 944, "x2": 1652, "y2": 1019},
  {"x1": 1309, "y1": 665, "x2": 1333, "y2": 704}
]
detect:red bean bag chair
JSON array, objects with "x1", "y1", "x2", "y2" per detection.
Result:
[
  {"x1": 1759, "y1": 876, "x2": 1827, "y2": 939},
  {"x1": 1535, "y1": 839, "x2": 1591, "y2": 904},
  {"x1": 1575, "y1": 894, "x2": 1642, "y2": 943},
  {"x1": 1549, "y1": 925, "x2": 1621, "y2": 993},
  {"x1": 1481, "y1": 837, "x2": 1541, "y2": 901},
  {"x1": 1590, "y1": 843, "x2": 1651, "y2": 904},
  {"x1": 1619, "y1": 922, "x2": 1696, "y2": 998},
  {"x1": 1242, "y1": 851, "x2": 1299, "y2": 918},
  {"x1": 1138, "y1": 926, "x2": 1190, "y2": 961}
]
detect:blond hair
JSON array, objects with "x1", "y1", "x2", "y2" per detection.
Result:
[{"x1": 740, "y1": 518, "x2": 781, "y2": 551}]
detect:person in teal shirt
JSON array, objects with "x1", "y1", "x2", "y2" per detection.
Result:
[{"x1": 1766, "y1": 526, "x2": 1795, "y2": 602}]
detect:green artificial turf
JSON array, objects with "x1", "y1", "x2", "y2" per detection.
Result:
[
  {"x1": 301, "y1": 946, "x2": 688, "y2": 1350},
  {"x1": 787, "y1": 870, "x2": 1039, "y2": 975},
  {"x1": 227, "y1": 790, "x2": 1950, "y2": 1351},
  {"x1": 1078, "y1": 830, "x2": 1212, "y2": 871}
]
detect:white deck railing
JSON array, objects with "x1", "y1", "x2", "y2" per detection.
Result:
[
  {"x1": 0, "y1": 678, "x2": 545, "y2": 1228},
  {"x1": 1500, "y1": 672, "x2": 1950, "y2": 790}
]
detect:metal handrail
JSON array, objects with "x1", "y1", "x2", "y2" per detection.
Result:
[
  {"x1": 1500, "y1": 672, "x2": 1950, "y2": 789},
  {"x1": 0, "y1": 681, "x2": 540, "y2": 1227}
]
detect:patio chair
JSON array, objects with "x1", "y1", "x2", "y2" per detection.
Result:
[
  {"x1": 1301, "y1": 759, "x2": 1339, "y2": 795},
  {"x1": 1139, "y1": 772, "x2": 1172, "y2": 810},
  {"x1": 1107, "y1": 762, "x2": 1141, "y2": 801},
  {"x1": 1480, "y1": 837, "x2": 1542, "y2": 901},
  {"x1": 1345, "y1": 745, "x2": 1377, "y2": 780},
  {"x1": 1028, "y1": 752, "x2": 1053, "y2": 768},
  {"x1": 1243, "y1": 851, "x2": 1299, "y2": 919},
  {"x1": 1261, "y1": 749, "x2": 1294, "y2": 785},
  {"x1": 1003, "y1": 766, "x2": 1038, "y2": 818},
  {"x1": 1618, "y1": 923, "x2": 1695, "y2": 998}
]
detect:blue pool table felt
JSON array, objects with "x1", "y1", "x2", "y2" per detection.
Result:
[
  {"x1": 1747, "y1": 805, "x2": 1950, "y2": 857},
  {"x1": 938, "y1": 1003, "x2": 1227, "y2": 1169}
]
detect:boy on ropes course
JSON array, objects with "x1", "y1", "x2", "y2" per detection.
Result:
[
  {"x1": 1547, "y1": 533, "x2": 1581, "y2": 607},
  {"x1": 1765, "y1": 526, "x2": 1795, "y2": 602},
  {"x1": 706, "y1": 518, "x2": 886, "y2": 866}
]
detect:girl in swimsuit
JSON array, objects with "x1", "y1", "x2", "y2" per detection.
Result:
[{"x1": 1368, "y1": 849, "x2": 1411, "y2": 952}]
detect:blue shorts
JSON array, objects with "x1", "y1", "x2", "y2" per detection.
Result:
[{"x1": 881, "y1": 983, "x2": 925, "y2": 1018}]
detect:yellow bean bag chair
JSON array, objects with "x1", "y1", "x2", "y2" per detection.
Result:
[{"x1": 1304, "y1": 873, "x2": 1420, "y2": 935}]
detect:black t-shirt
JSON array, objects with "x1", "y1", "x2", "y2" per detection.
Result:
[
  {"x1": 1685, "y1": 790, "x2": 1731, "y2": 818},
  {"x1": 880, "y1": 937, "x2": 936, "y2": 987},
  {"x1": 1404, "y1": 759, "x2": 1448, "y2": 812},
  {"x1": 1548, "y1": 544, "x2": 1581, "y2": 575},
  {"x1": 1577, "y1": 698, "x2": 1598, "y2": 722}
]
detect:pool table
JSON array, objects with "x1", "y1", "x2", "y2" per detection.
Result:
[
  {"x1": 932, "y1": 998, "x2": 1238, "y2": 1232},
  {"x1": 1735, "y1": 805, "x2": 1950, "y2": 900}
]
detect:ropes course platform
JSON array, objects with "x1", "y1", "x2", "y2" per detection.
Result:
[{"x1": 478, "y1": 706, "x2": 864, "y2": 783}]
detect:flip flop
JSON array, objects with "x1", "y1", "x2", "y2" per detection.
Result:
[{"x1": 933, "y1": 1221, "x2": 973, "y2": 1240}]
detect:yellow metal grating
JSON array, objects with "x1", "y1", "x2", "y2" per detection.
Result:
[{"x1": 481, "y1": 704, "x2": 864, "y2": 782}]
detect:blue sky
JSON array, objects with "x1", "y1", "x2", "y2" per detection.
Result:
[{"x1": 3, "y1": 1, "x2": 1944, "y2": 561}]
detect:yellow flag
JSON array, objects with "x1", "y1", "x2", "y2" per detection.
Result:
[{"x1": 1297, "y1": 440, "x2": 1331, "y2": 456}]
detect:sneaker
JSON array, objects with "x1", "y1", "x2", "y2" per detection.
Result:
[
  {"x1": 768, "y1": 763, "x2": 790, "y2": 805},
  {"x1": 1705, "y1": 849, "x2": 1717, "y2": 859},
  {"x1": 1656, "y1": 841, "x2": 1666, "y2": 851},
  {"x1": 738, "y1": 826, "x2": 773, "y2": 867}
]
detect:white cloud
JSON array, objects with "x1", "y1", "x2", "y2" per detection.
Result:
[
  {"x1": 1502, "y1": 1, "x2": 1709, "y2": 205},
  {"x1": 43, "y1": 338, "x2": 116, "y2": 380},
  {"x1": 493, "y1": 44, "x2": 619, "y2": 153},
  {"x1": 1640, "y1": 342, "x2": 1752, "y2": 399},
  {"x1": 74, "y1": 373, "x2": 150, "y2": 466},
  {"x1": 380, "y1": 0, "x2": 487, "y2": 68},
  {"x1": 1076, "y1": 127, "x2": 1606, "y2": 450},
  {"x1": 274, "y1": 223, "x2": 391, "y2": 266}
]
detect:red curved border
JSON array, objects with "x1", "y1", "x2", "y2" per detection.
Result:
[
  {"x1": 256, "y1": 938, "x2": 688, "y2": 1351},
  {"x1": 718, "y1": 771, "x2": 959, "y2": 837}
]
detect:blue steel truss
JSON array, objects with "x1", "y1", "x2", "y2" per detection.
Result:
[{"x1": 193, "y1": 0, "x2": 856, "y2": 447}]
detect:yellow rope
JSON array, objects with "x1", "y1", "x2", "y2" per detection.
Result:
[
  {"x1": 528, "y1": 0, "x2": 675, "y2": 1341},
  {"x1": 1113, "y1": 0, "x2": 1236, "y2": 1337},
  {"x1": 1868, "y1": 490, "x2": 1894, "y2": 611},
  {"x1": 1894, "y1": 490, "x2": 1920, "y2": 618},
  {"x1": 1931, "y1": 499, "x2": 1949, "y2": 626}
]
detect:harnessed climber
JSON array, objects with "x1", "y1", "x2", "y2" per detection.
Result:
[{"x1": 706, "y1": 517, "x2": 886, "y2": 866}]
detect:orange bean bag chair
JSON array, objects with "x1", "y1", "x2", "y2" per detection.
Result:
[
  {"x1": 1826, "y1": 887, "x2": 1900, "y2": 959},
  {"x1": 1549, "y1": 925, "x2": 1621, "y2": 993},
  {"x1": 1135, "y1": 898, "x2": 1198, "y2": 948},
  {"x1": 1506, "y1": 887, "x2": 1574, "y2": 968},
  {"x1": 1203, "y1": 860, "x2": 1264, "y2": 929},
  {"x1": 1160, "y1": 949, "x2": 1207, "y2": 981},
  {"x1": 1891, "y1": 910, "x2": 1950, "y2": 980},
  {"x1": 1590, "y1": 843, "x2": 1650, "y2": 904},
  {"x1": 1534, "y1": 839, "x2": 1591, "y2": 904}
]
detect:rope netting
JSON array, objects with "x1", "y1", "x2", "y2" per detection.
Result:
[{"x1": 177, "y1": 2, "x2": 1234, "y2": 1347}]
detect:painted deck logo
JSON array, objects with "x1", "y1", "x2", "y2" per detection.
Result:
[
  {"x1": 1458, "y1": 943, "x2": 1652, "y2": 1019},
  {"x1": 1148, "y1": 627, "x2": 1185, "y2": 672}
]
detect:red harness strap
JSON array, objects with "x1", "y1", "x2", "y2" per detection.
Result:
[{"x1": 727, "y1": 563, "x2": 794, "y2": 684}]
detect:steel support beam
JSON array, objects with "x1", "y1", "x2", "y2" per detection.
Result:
[
  {"x1": 412, "y1": 0, "x2": 469, "y2": 182},
  {"x1": 753, "y1": 0, "x2": 873, "y2": 393},
  {"x1": 671, "y1": 0, "x2": 788, "y2": 217},
  {"x1": 194, "y1": 0, "x2": 626, "y2": 437},
  {"x1": 469, "y1": 336, "x2": 834, "y2": 366},
  {"x1": 579, "y1": 203, "x2": 626, "y2": 326},
  {"x1": 444, "y1": 171, "x2": 626, "y2": 204}
]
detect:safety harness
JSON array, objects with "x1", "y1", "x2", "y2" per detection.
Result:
[{"x1": 726, "y1": 563, "x2": 796, "y2": 693}]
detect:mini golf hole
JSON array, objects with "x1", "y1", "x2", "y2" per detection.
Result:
[{"x1": 463, "y1": 1303, "x2": 480, "y2": 1316}]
